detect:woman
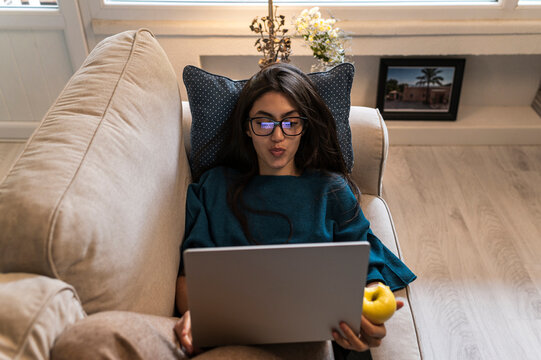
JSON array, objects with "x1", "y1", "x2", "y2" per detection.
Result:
[{"x1": 174, "y1": 63, "x2": 416, "y2": 357}]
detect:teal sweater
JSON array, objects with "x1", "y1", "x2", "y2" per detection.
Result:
[{"x1": 180, "y1": 167, "x2": 416, "y2": 291}]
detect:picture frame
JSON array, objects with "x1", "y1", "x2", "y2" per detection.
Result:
[
  {"x1": 376, "y1": 58, "x2": 466, "y2": 121},
  {"x1": 532, "y1": 82, "x2": 541, "y2": 118}
]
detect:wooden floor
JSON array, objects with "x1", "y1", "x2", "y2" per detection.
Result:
[
  {"x1": 382, "y1": 146, "x2": 541, "y2": 360},
  {"x1": 1, "y1": 143, "x2": 540, "y2": 359}
]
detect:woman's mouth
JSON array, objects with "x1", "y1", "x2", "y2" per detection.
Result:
[{"x1": 270, "y1": 148, "x2": 285, "y2": 157}]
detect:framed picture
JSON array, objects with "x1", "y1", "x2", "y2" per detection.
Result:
[
  {"x1": 532, "y1": 82, "x2": 541, "y2": 118},
  {"x1": 376, "y1": 58, "x2": 466, "y2": 121}
]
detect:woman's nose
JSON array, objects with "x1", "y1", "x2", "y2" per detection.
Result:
[{"x1": 270, "y1": 125, "x2": 285, "y2": 141}]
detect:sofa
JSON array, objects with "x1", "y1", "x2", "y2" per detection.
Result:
[{"x1": 0, "y1": 29, "x2": 421, "y2": 360}]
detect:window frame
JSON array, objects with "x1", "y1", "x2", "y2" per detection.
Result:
[
  {"x1": 81, "y1": 0, "x2": 541, "y2": 42},
  {"x1": 85, "y1": 0, "x2": 541, "y2": 23},
  {"x1": 0, "y1": 6, "x2": 62, "y2": 30},
  {"x1": 0, "y1": 1, "x2": 88, "y2": 71},
  {"x1": 517, "y1": 0, "x2": 541, "y2": 7}
]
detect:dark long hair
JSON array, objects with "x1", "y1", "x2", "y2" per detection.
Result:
[{"x1": 196, "y1": 63, "x2": 360, "y2": 243}]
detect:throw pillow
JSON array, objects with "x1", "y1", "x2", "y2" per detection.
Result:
[{"x1": 183, "y1": 63, "x2": 355, "y2": 178}]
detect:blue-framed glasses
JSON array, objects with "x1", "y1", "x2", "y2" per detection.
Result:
[{"x1": 248, "y1": 116, "x2": 307, "y2": 136}]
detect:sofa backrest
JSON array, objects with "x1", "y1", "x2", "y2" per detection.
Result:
[{"x1": 0, "y1": 29, "x2": 191, "y2": 316}]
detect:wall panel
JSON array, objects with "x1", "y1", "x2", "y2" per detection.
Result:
[
  {"x1": 0, "y1": 31, "x2": 33, "y2": 122},
  {"x1": 35, "y1": 30, "x2": 73, "y2": 103},
  {"x1": 9, "y1": 31, "x2": 54, "y2": 120},
  {"x1": 0, "y1": 88, "x2": 9, "y2": 121},
  {"x1": 0, "y1": 29, "x2": 72, "y2": 139}
]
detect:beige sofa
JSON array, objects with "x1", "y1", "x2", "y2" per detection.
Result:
[{"x1": 0, "y1": 29, "x2": 421, "y2": 360}]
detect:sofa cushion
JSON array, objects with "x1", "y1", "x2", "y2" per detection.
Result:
[
  {"x1": 183, "y1": 63, "x2": 355, "y2": 178},
  {"x1": 194, "y1": 342, "x2": 333, "y2": 360},
  {"x1": 51, "y1": 311, "x2": 333, "y2": 360},
  {"x1": 0, "y1": 29, "x2": 191, "y2": 316},
  {"x1": 51, "y1": 311, "x2": 185, "y2": 360},
  {"x1": 0, "y1": 273, "x2": 85, "y2": 360},
  {"x1": 349, "y1": 106, "x2": 388, "y2": 196}
]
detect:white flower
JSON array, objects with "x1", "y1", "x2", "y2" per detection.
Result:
[
  {"x1": 313, "y1": 19, "x2": 324, "y2": 31},
  {"x1": 295, "y1": 7, "x2": 349, "y2": 65},
  {"x1": 308, "y1": 7, "x2": 320, "y2": 15}
]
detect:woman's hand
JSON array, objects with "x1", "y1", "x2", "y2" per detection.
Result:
[
  {"x1": 174, "y1": 310, "x2": 201, "y2": 356},
  {"x1": 332, "y1": 300, "x2": 404, "y2": 352}
]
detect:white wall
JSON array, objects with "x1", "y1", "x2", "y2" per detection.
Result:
[
  {"x1": 0, "y1": 1, "x2": 86, "y2": 140},
  {"x1": 1, "y1": 0, "x2": 540, "y2": 143},
  {"x1": 199, "y1": 54, "x2": 541, "y2": 107},
  {"x1": 0, "y1": 30, "x2": 73, "y2": 138}
]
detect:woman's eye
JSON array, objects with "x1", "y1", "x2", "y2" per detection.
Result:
[
  {"x1": 260, "y1": 122, "x2": 274, "y2": 129},
  {"x1": 284, "y1": 121, "x2": 298, "y2": 128}
]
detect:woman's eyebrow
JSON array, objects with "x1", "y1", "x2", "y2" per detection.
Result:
[{"x1": 253, "y1": 110, "x2": 300, "y2": 118}]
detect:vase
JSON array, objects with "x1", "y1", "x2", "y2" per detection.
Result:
[{"x1": 310, "y1": 60, "x2": 336, "y2": 73}]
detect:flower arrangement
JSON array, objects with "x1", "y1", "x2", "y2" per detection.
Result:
[
  {"x1": 294, "y1": 7, "x2": 350, "y2": 71},
  {"x1": 250, "y1": 0, "x2": 291, "y2": 68}
]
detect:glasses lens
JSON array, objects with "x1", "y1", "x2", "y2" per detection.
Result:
[
  {"x1": 282, "y1": 117, "x2": 304, "y2": 136},
  {"x1": 252, "y1": 119, "x2": 275, "y2": 135},
  {"x1": 250, "y1": 117, "x2": 305, "y2": 136}
]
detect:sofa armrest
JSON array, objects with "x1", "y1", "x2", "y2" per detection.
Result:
[
  {"x1": 361, "y1": 195, "x2": 421, "y2": 359},
  {"x1": 0, "y1": 273, "x2": 85, "y2": 360},
  {"x1": 349, "y1": 106, "x2": 388, "y2": 197},
  {"x1": 0, "y1": 29, "x2": 189, "y2": 316},
  {"x1": 182, "y1": 101, "x2": 193, "y2": 155}
]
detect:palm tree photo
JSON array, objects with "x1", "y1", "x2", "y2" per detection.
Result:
[{"x1": 415, "y1": 68, "x2": 444, "y2": 105}]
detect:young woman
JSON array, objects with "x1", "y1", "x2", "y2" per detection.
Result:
[{"x1": 174, "y1": 63, "x2": 416, "y2": 358}]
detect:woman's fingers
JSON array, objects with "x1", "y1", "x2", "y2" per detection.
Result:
[
  {"x1": 333, "y1": 329, "x2": 363, "y2": 352},
  {"x1": 397, "y1": 299, "x2": 404, "y2": 310},
  {"x1": 182, "y1": 312, "x2": 193, "y2": 354},
  {"x1": 361, "y1": 315, "x2": 386, "y2": 337},
  {"x1": 174, "y1": 311, "x2": 194, "y2": 355},
  {"x1": 181, "y1": 312, "x2": 203, "y2": 355},
  {"x1": 173, "y1": 318, "x2": 184, "y2": 342},
  {"x1": 333, "y1": 322, "x2": 370, "y2": 352},
  {"x1": 359, "y1": 315, "x2": 386, "y2": 347}
]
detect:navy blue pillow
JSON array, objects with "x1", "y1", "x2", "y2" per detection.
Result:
[{"x1": 183, "y1": 63, "x2": 355, "y2": 177}]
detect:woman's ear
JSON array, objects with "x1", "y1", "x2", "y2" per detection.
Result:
[{"x1": 246, "y1": 128, "x2": 252, "y2": 138}]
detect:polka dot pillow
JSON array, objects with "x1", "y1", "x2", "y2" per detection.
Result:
[{"x1": 183, "y1": 63, "x2": 355, "y2": 178}]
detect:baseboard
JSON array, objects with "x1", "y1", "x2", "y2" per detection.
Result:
[{"x1": 0, "y1": 121, "x2": 39, "y2": 141}]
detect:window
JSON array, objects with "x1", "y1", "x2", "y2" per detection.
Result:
[
  {"x1": 87, "y1": 0, "x2": 541, "y2": 30},
  {"x1": 518, "y1": 0, "x2": 541, "y2": 4},
  {"x1": 0, "y1": 0, "x2": 57, "y2": 7},
  {"x1": 105, "y1": 0, "x2": 499, "y2": 3}
]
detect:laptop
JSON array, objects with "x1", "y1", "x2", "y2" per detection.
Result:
[{"x1": 183, "y1": 242, "x2": 370, "y2": 348}]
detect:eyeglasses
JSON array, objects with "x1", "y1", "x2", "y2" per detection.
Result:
[{"x1": 248, "y1": 116, "x2": 306, "y2": 137}]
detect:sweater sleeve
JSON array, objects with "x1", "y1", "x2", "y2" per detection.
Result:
[{"x1": 330, "y1": 178, "x2": 416, "y2": 291}]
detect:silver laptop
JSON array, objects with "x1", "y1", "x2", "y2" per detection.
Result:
[{"x1": 184, "y1": 242, "x2": 370, "y2": 348}]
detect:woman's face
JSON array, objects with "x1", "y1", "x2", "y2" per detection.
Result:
[{"x1": 246, "y1": 91, "x2": 303, "y2": 176}]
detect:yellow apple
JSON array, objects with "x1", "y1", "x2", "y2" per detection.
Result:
[{"x1": 362, "y1": 283, "x2": 397, "y2": 324}]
